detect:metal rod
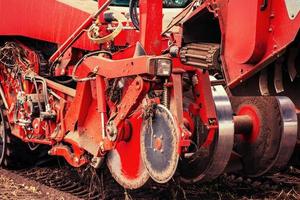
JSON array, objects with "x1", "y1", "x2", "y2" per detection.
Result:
[{"x1": 233, "y1": 115, "x2": 253, "y2": 135}]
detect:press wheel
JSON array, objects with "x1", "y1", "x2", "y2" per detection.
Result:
[
  {"x1": 179, "y1": 83, "x2": 234, "y2": 183},
  {"x1": 231, "y1": 96, "x2": 298, "y2": 176},
  {"x1": 140, "y1": 104, "x2": 180, "y2": 183},
  {"x1": 107, "y1": 112, "x2": 150, "y2": 189}
]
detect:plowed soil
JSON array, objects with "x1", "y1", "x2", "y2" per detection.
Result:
[{"x1": 0, "y1": 169, "x2": 79, "y2": 200}]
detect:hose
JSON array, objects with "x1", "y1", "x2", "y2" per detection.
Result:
[
  {"x1": 129, "y1": 0, "x2": 140, "y2": 30},
  {"x1": 72, "y1": 51, "x2": 112, "y2": 82}
]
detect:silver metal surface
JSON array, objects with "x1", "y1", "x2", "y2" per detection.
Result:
[
  {"x1": 202, "y1": 79, "x2": 235, "y2": 181},
  {"x1": 273, "y1": 96, "x2": 298, "y2": 169},
  {"x1": 181, "y1": 77, "x2": 234, "y2": 182},
  {"x1": 259, "y1": 69, "x2": 270, "y2": 96},
  {"x1": 251, "y1": 96, "x2": 298, "y2": 177},
  {"x1": 274, "y1": 61, "x2": 284, "y2": 93},
  {"x1": 285, "y1": 0, "x2": 300, "y2": 20}
]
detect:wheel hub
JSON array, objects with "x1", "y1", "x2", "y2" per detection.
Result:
[
  {"x1": 154, "y1": 136, "x2": 163, "y2": 151},
  {"x1": 236, "y1": 105, "x2": 260, "y2": 143}
]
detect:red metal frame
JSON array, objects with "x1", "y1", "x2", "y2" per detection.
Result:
[
  {"x1": 216, "y1": 0, "x2": 300, "y2": 87},
  {"x1": 1, "y1": 0, "x2": 285, "y2": 177},
  {"x1": 0, "y1": 0, "x2": 99, "y2": 51}
]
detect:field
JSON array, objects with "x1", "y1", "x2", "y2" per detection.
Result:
[{"x1": 0, "y1": 165, "x2": 299, "y2": 200}]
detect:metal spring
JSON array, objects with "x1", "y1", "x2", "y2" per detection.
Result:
[{"x1": 162, "y1": 79, "x2": 169, "y2": 108}]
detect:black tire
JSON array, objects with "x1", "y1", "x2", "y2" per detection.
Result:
[{"x1": 0, "y1": 102, "x2": 36, "y2": 169}]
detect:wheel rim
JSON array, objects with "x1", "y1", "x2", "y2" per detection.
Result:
[
  {"x1": 273, "y1": 96, "x2": 298, "y2": 170},
  {"x1": 0, "y1": 109, "x2": 6, "y2": 164},
  {"x1": 180, "y1": 81, "x2": 234, "y2": 183}
]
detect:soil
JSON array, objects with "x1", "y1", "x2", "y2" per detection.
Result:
[
  {"x1": 0, "y1": 166, "x2": 300, "y2": 200},
  {"x1": 0, "y1": 169, "x2": 79, "y2": 200}
]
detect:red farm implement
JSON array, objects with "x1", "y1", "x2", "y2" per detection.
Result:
[{"x1": 0, "y1": 0, "x2": 299, "y2": 189}]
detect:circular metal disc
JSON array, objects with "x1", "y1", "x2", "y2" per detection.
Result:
[
  {"x1": 140, "y1": 104, "x2": 180, "y2": 183},
  {"x1": 107, "y1": 113, "x2": 150, "y2": 189},
  {"x1": 180, "y1": 81, "x2": 234, "y2": 183},
  {"x1": 231, "y1": 96, "x2": 298, "y2": 176},
  {"x1": 268, "y1": 97, "x2": 297, "y2": 172}
]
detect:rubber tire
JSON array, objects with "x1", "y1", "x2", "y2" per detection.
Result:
[{"x1": 0, "y1": 102, "x2": 36, "y2": 169}]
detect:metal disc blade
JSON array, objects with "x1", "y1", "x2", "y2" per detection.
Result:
[
  {"x1": 180, "y1": 80, "x2": 234, "y2": 183},
  {"x1": 107, "y1": 114, "x2": 150, "y2": 189},
  {"x1": 140, "y1": 104, "x2": 179, "y2": 184}
]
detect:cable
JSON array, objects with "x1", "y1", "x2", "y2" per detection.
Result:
[
  {"x1": 129, "y1": 0, "x2": 140, "y2": 30},
  {"x1": 72, "y1": 51, "x2": 112, "y2": 82}
]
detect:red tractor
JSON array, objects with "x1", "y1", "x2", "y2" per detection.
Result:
[{"x1": 0, "y1": 0, "x2": 299, "y2": 189}]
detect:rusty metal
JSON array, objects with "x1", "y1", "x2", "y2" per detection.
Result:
[
  {"x1": 233, "y1": 115, "x2": 253, "y2": 135},
  {"x1": 180, "y1": 43, "x2": 220, "y2": 70}
]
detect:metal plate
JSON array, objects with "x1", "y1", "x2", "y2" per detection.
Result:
[
  {"x1": 140, "y1": 104, "x2": 180, "y2": 183},
  {"x1": 285, "y1": 0, "x2": 300, "y2": 20},
  {"x1": 180, "y1": 80, "x2": 234, "y2": 183},
  {"x1": 107, "y1": 113, "x2": 150, "y2": 189}
]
